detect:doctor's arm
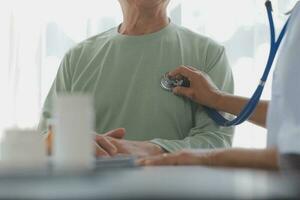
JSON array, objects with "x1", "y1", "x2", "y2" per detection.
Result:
[
  {"x1": 137, "y1": 52, "x2": 276, "y2": 168},
  {"x1": 169, "y1": 66, "x2": 269, "y2": 128},
  {"x1": 139, "y1": 147, "x2": 278, "y2": 170}
]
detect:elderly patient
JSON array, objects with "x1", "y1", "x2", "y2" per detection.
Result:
[{"x1": 39, "y1": 0, "x2": 234, "y2": 157}]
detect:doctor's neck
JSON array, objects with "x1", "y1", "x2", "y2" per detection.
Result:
[{"x1": 118, "y1": 2, "x2": 169, "y2": 36}]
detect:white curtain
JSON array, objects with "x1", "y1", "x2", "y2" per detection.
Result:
[{"x1": 0, "y1": 0, "x2": 297, "y2": 147}]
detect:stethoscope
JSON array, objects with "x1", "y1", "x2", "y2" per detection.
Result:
[{"x1": 161, "y1": 0, "x2": 291, "y2": 127}]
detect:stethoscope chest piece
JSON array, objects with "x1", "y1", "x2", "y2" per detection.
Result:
[{"x1": 160, "y1": 72, "x2": 190, "y2": 92}]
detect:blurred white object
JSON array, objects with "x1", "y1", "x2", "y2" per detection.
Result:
[
  {"x1": 1, "y1": 128, "x2": 47, "y2": 169},
  {"x1": 267, "y1": 2, "x2": 300, "y2": 154},
  {"x1": 53, "y1": 94, "x2": 95, "y2": 171}
]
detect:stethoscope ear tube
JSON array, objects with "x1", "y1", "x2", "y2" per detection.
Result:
[{"x1": 204, "y1": 1, "x2": 290, "y2": 127}]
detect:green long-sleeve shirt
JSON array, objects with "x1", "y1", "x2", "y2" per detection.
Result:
[{"x1": 38, "y1": 23, "x2": 234, "y2": 152}]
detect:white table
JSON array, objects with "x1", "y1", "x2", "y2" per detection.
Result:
[{"x1": 0, "y1": 166, "x2": 299, "y2": 199}]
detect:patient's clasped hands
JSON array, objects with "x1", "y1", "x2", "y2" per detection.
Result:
[{"x1": 94, "y1": 128, "x2": 164, "y2": 157}]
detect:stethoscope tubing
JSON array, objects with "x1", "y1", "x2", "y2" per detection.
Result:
[{"x1": 204, "y1": 0, "x2": 290, "y2": 127}]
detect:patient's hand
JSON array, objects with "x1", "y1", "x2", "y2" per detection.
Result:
[
  {"x1": 94, "y1": 128, "x2": 126, "y2": 157},
  {"x1": 95, "y1": 135, "x2": 164, "y2": 157}
]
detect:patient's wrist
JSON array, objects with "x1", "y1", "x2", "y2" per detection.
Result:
[{"x1": 146, "y1": 142, "x2": 165, "y2": 156}]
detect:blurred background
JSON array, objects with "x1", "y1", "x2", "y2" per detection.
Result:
[{"x1": 0, "y1": 0, "x2": 297, "y2": 148}]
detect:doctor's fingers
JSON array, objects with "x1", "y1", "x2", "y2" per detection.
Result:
[
  {"x1": 173, "y1": 86, "x2": 196, "y2": 100},
  {"x1": 139, "y1": 151, "x2": 210, "y2": 166},
  {"x1": 185, "y1": 66, "x2": 198, "y2": 71},
  {"x1": 95, "y1": 135, "x2": 118, "y2": 156},
  {"x1": 139, "y1": 154, "x2": 187, "y2": 166},
  {"x1": 169, "y1": 66, "x2": 197, "y2": 78},
  {"x1": 138, "y1": 154, "x2": 178, "y2": 166}
]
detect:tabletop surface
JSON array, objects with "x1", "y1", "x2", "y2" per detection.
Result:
[{"x1": 0, "y1": 166, "x2": 299, "y2": 200}]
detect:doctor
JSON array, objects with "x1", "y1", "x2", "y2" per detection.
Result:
[{"x1": 139, "y1": 2, "x2": 300, "y2": 170}]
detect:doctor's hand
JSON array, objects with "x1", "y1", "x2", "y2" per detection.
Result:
[
  {"x1": 169, "y1": 66, "x2": 223, "y2": 108},
  {"x1": 137, "y1": 149, "x2": 215, "y2": 166}
]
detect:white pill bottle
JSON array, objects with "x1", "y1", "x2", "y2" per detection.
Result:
[{"x1": 53, "y1": 94, "x2": 95, "y2": 171}]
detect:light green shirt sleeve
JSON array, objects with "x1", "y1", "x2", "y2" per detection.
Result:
[
  {"x1": 37, "y1": 52, "x2": 72, "y2": 134},
  {"x1": 151, "y1": 45, "x2": 234, "y2": 152}
]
